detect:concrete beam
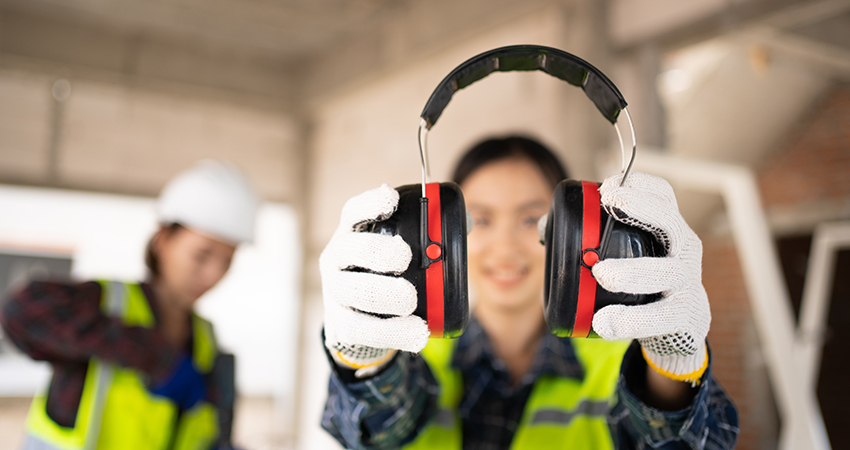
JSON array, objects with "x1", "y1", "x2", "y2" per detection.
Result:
[
  {"x1": 0, "y1": 0, "x2": 386, "y2": 59},
  {"x1": 611, "y1": 0, "x2": 844, "y2": 54},
  {"x1": 0, "y1": 8, "x2": 296, "y2": 106},
  {"x1": 748, "y1": 26, "x2": 850, "y2": 80}
]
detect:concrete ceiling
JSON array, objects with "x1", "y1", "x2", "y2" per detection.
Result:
[
  {"x1": 1, "y1": 0, "x2": 848, "y2": 224},
  {"x1": 0, "y1": 0, "x2": 397, "y2": 60},
  {"x1": 0, "y1": 0, "x2": 556, "y2": 105},
  {"x1": 790, "y1": 10, "x2": 850, "y2": 49},
  {"x1": 4, "y1": 0, "x2": 848, "y2": 100}
]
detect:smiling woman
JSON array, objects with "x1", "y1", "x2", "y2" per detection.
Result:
[
  {"x1": 320, "y1": 132, "x2": 739, "y2": 450},
  {"x1": 448, "y1": 137, "x2": 579, "y2": 445},
  {"x1": 454, "y1": 137, "x2": 568, "y2": 325}
]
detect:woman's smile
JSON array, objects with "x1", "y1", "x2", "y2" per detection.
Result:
[{"x1": 483, "y1": 264, "x2": 529, "y2": 288}]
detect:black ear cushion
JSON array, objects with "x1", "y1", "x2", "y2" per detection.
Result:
[
  {"x1": 544, "y1": 180, "x2": 584, "y2": 337},
  {"x1": 437, "y1": 182, "x2": 469, "y2": 338},
  {"x1": 362, "y1": 183, "x2": 468, "y2": 339},
  {"x1": 543, "y1": 180, "x2": 666, "y2": 338}
]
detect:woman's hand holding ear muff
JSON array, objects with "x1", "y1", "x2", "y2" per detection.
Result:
[
  {"x1": 591, "y1": 172, "x2": 711, "y2": 384},
  {"x1": 320, "y1": 184, "x2": 430, "y2": 377}
]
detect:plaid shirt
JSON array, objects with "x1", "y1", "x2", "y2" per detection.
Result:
[
  {"x1": 1, "y1": 281, "x2": 180, "y2": 427},
  {"x1": 322, "y1": 316, "x2": 739, "y2": 450}
]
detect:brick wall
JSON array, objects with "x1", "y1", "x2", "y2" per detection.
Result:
[
  {"x1": 759, "y1": 87, "x2": 850, "y2": 209},
  {"x1": 702, "y1": 84, "x2": 850, "y2": 450},
  {"x1": 703, "y1": 235, "x2": 758, "y2": 450}
]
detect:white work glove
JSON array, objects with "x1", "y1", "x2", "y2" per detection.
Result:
[
  {"x1": 591, "y1": 172, "x2": 710, "y2": 383},
  {"x1": 320, "y1": 184, "x2": 430, "y2": 377}
]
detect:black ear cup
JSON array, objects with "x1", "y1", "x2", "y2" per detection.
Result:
[
  {"x1": 359, "y1": 183, "x2": 469, "y2": 338},
  {"x1": 543, "y1": 179, "x2": 666, "y2": 338}
]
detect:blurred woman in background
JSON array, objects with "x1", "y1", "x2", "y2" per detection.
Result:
[{"x1": 1, "y1": 160, "x2": 258, "y2": 450}]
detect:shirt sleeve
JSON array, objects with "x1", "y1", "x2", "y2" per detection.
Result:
[
  {"x1": 609, "y1": 340, "x2": 740, "y2": 450},
  {"x1": 321, "y1": 345, "x2": 440, "y2": 450},
  {"x1": 0, "y1": 280, "x2": 178, "y2": 380}
]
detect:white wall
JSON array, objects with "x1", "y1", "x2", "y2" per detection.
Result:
[
  {"x1": 59, "y1": 78, "x2": 300, "y2": 200},
  {"x1": 0, "y1": 68, "x2": 301, "y2": 202}
]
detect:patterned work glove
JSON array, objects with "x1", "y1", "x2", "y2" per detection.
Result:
[
  {"x1": 320, "y1": 184, "x2": 430, "y2": 377},
  {"x1": 591, "y1": 172, "x2": 710, "y2": 384}
]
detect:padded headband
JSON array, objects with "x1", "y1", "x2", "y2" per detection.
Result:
[{"x1": 420, "y1": 44, "x2": 628, "y2": 129}]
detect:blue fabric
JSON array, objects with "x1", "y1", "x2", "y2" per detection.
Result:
[
  {"x1": 322, "y1": 319, "x2": 739, "y2": 450},
  {"x1": 149, "y1": 353, "x2": 207, "y2": 411}
]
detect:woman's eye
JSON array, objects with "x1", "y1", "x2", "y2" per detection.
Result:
[
  {"x1": 474, "y1": 217, "x2": 490, "y2": 227},
  {"x1": 523, "y1": 216, "x2": 540, "y2": 227}
]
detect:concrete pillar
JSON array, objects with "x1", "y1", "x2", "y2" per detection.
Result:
[
  {"x1": 635, "y1": 42, "x2": 667, "y2": 149},
  {"x1": 551, "y1": 0, "x2": 616, "y2": 180}
]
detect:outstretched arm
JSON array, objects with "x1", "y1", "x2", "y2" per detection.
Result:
[
  {"x1": 1, "y1": 280, "x2": 177, "y2": 379},
  {"x1": 611, "y1": 341, "x2": 739, "y2": 450},
  {"x1": 322, "y1": 345, "x2": 439, "y2": 450},
  {"x1": 589, "y1": 172, "x2": 739, "y2": 448}
]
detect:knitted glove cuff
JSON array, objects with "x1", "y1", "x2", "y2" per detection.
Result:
[
  {"x1": 329, "y1": 343, "x2": 396, "y2": 374},
  {"x1": 640, "y1": 340, "x2": 708, "y2": 385}
]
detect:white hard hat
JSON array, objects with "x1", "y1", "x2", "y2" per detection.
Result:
[{"x1": 157, "y1": 160, "x2": 259, "y2": 245}]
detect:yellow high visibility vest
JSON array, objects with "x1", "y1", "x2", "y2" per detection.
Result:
[
  {"x1": 404, "y1": 337, "x2": 629, "y2": 450},
  {"x1": 22, "y1": 281, "x2": 219, "y2": 450}
]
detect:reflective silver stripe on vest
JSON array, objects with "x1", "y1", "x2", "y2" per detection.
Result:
[
  {"x1": 80, "y1": 281, "x2": 125, "y2": 449},
  {"x1": 21, "y1": 282, "x2": 127, "y2": 450},
  {"x1": 106, "y1": 281, "x2": 127, "y2": 316},
  {"x1": 433, "y1": 408, "x2": 455, "y2": 427},
  {"x1": 528, "y1": 400, "x2": 610, "y2": 426},
  {"x1": 21, "y1": 434, "x2": 62, "y2": 450}
]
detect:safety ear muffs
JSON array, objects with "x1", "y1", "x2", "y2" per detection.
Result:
[
  {"x1": 359, "y1": 183, "x2": 469, "y2": 338},
  {"x1": 543, "y1": 180, "x2": 665, "y2": 337},
  {"x1": 368, "y1": 45, "x2": 664, "y2": 339}
]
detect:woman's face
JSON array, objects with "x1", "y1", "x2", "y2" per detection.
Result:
[
  {"x1": 155, "y1": 227, "x2": 236, "y2": 310},
  {"x1": 462, "y1": 157, "x2": 553, "y2": 314}
]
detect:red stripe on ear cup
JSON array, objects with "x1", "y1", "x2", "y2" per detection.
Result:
[
  {"x1": 573, "y1": 181, "x2": 601, "y2": 337},
  {"x1": 425, "y1": 183, "x2": 445, "y2": 337}
]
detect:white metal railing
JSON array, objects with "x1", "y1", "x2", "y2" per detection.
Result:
[{"x1": 630, "y1": 151, "x2": 833, "y2": 450}]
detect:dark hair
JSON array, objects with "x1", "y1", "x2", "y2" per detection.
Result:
[
  {"x1": 451, "y1": 136, "x2": 569, "y2": 188},
  {"x1": 144, "y1": 223, "x2": 184, "y2": 278}
]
